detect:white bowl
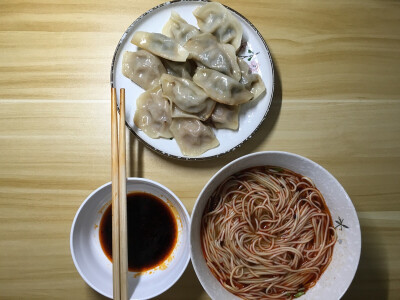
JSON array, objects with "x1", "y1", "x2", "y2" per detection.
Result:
[
  {"x1": 190, "y1": 151, "x2": 361, "y2": 300},
  {"x1": 71, "y1": 178, "x2": 190, "y2": 299}
]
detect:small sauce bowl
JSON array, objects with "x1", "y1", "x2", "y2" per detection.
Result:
[{"x1": 70, "y1": 178, "x2": 190, "y2": 299}]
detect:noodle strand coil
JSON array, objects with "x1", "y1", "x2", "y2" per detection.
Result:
[{"x1": 201, "y1": 166, "x2": 336, "y2": 299}]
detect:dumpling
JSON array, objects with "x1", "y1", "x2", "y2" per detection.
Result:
[
  {"x1": 211, "y1": 103, "x2": 239, "y2": 130},
  {"x1": 169, "y1": 118, "x2": 219, "y2": 156},
  {"x1": 237, "y1": 58, "x2": 266, "y2": 99},
  {"x1": 131, "y1": 31, "x2": 189, "y2": 62},
  {"x1": 170, "y1": 102, "x2": 215, "y2": 121},
  {"x1": 193, "y1": 2, "x2": 243, "y2": 50},
  {"x1": 122, "y1": 50, "x2": 166, "y2": 90},
  {"x1": 184, "y1": 33, "x2": 241, "y2": 81},
  {"x1": 161, "y1": 74, "x2": 215, "y2": 117},
  {"x1": 161, "y1": 58, "x2": 195, "y2": 80},
  {"x1": 134, "y1": 86, "x2": 172, "y2": 139},
  {"x1": 162, "y1": 11, "x2": 200, "y2": 45},
  {"x1": 219, "y1": 43, "x2": 242, "y2": 81},
  {"x1": 193, "y1": 68, "x2": 253, "y2": 105}
]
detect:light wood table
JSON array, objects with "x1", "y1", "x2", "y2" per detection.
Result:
[{"x1": 0, "y1": 0, "x2": 399, "y2": 299}]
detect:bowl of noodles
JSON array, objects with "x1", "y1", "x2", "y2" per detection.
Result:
[{"x1": 190, "y1": 151, "x2": 361, "y2": 300}]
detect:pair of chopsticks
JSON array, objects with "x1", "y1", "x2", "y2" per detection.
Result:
[{"x1": 111, "y1": 87, "x2": 128, "y2": 300}]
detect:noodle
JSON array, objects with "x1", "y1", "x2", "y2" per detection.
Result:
[{"x1": 201, "y1": 166, "x2": 336, "y2": 299}]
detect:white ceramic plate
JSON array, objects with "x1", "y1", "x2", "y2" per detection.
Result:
[
  {"x1": 111, "y1": 0, "x2": 274, "y2": 160},
  {"x1": 191, "y1": 151, "x2": 361, "y2": 300},
  {"x1": 70, "y1": 178, "x2": 190, "y2": 299}
]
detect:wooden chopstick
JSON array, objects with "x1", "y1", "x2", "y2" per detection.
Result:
[
  {"x1": 118, "y1": 89, "x2": 128, "y2": 300},
  {"x1": 111, "y1": 87, "x2": 128, "y2": 300},
  {"x1": 111, "y1": 87, "x2": 121, "y2": 300}
]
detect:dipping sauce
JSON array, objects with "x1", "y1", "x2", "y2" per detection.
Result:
[{"x1": 99, "y1": 192, "x2": 178, "y2": 272}]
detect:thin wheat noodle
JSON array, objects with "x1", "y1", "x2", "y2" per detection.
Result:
[{"x1": 201, "y1": 166, "x2": 336, "y2": 299}]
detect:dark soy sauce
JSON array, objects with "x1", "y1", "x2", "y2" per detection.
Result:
[{"x1": 99, "y1": 192, "x2": 177, "y2": 272}]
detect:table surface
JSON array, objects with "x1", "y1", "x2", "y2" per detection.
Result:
[{"x1": 0, "y1": 0, "x2": 399, "y2": 299}]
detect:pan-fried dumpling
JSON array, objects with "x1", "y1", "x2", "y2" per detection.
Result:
[
  {"x1": 237, "y1": 58, "x2": 266, "y2": 99},
  {"x1": 193, "y1": 2, "x2": 243, "y2": 50},
  {"x1": 161, "y1": 73, "x2": 215, "y2": 115},
  {"x1": 134, "y1": 86, "x2": 172, "y2": 139},
  {"x1": 131, "y1": 31, "x2": 189, "y2": 62},
  {"x1": 193, "y1": 68, "x2": 253, "y2": 105},
  {"x1": 184, "y1": 33, "x2": 241, "y2": 81},
  {"x1": 122, "y1": 50, "x2": 166, "y2": 90},
  {"x1": 170, "y1": 118, "x2": 219, "y2": 156},
  {"x1": 162, "y1": 11, "x2": 200, "y2": 45},
  {"x1": 211, "y1": 103, "x2": 239, "y2": 130},
  {"x1": 161, "y1": 58, "x2": 195, "y2": 80}
]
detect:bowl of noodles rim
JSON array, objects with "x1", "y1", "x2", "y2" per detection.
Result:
[{"x1": 190, "y1": 151, "x2": 361, "y2": 300}]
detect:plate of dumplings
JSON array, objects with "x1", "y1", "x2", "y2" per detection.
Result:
[{"x1": 111, "y1": 0, "x2": 274, "y2": 160}]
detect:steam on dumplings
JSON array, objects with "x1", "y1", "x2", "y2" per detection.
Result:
[{"x1": 122, "y1": 2, "x2": 266, "y2": 157}]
